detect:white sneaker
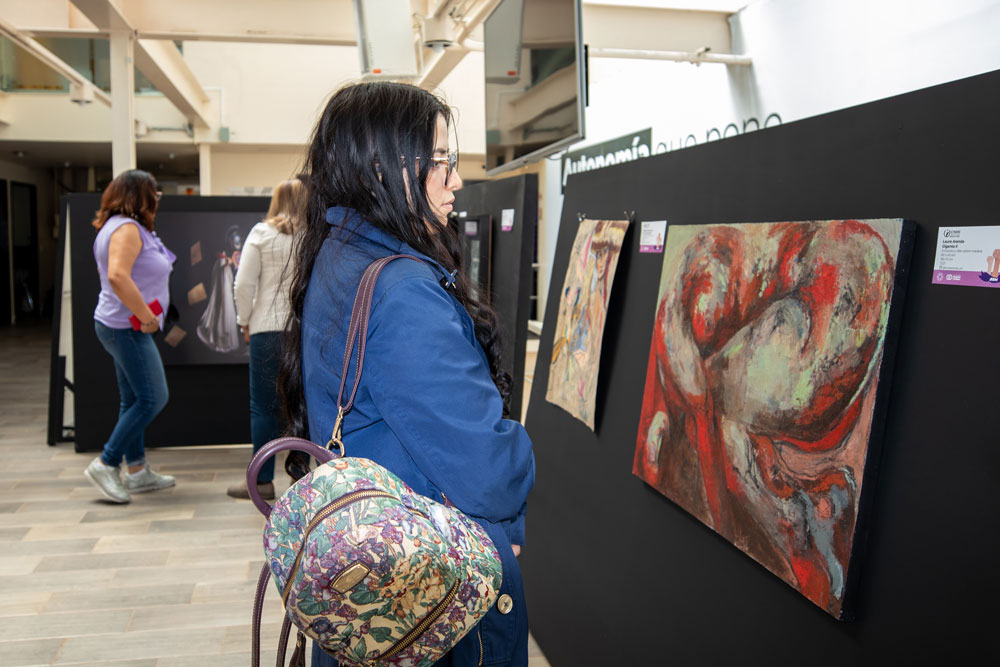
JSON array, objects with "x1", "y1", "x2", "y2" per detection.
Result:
[
  {"x1": 84, "y1": 458, "x2": 131, "y2": 504},
  {"x1": 125, "y1": 466, "x2": 176, "y2": 493}
]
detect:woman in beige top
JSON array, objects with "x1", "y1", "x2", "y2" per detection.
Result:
[{"x1": 229, "y1": 179, "x2": 306, "y2": 499}]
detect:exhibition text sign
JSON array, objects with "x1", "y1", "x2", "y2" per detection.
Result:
[
  {"x1": 932, "y1": 225, "x2": 1000, "y2": 288},
  {"x1": 561, "y1": 129, "x2": 652, "y2": 191}
]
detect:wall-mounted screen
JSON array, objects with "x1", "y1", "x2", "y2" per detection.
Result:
[{"x1": 484, "y1": 0, "x2": 585, "y2": 176}]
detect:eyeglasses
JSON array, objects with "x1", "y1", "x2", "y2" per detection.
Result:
[
  {"x1": 427, "y1": 151, "x2": 459, "y2": 180},
  {"x1": 380, "y1": 152, "x2": 460, "y2": 179}
]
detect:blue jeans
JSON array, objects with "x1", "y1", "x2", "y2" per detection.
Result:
[
  {"x1": 250, "y1": 331, "x2": 286, "y2": 483},
  {"x1": 94, "y1": 321, "x2": 169, "y2": 468}
]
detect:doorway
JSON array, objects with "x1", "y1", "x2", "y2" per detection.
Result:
[
  {"x1": 9, "y1": 181, "x2": 39, "y2": 322},
  {"x1": 0, "y1": 180, "x2": 8, "y2": 325}
]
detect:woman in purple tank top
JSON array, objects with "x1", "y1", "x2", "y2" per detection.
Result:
[{"x1": 85, "y1": 170, "x2": 177, "y2": 504}]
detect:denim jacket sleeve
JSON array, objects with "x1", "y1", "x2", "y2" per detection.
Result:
[{"x1": 364, "y1": 273, "x2": 535, "y2": 526}]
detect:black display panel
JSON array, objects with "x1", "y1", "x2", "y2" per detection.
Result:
[
  {"x1": 65, "y1": 194, "x2": 268, "y2": 451},
  {"x1": 0, "y1": 180, "x2": 8, "y2": 325},
  {"x1": 522, "y1": 70, "x2": 1000, "y2": 664},
  {"x1": 452, "y1": 175, "x2": 537, "y2": 420}
]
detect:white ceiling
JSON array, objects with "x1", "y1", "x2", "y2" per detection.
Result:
[{"x1": 583, "y1": 0, "x2": 747, "y2": 11}]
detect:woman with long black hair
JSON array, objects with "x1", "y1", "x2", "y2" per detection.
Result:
[{"x1": 280, "y1": 82, "x2": 535, "y2": 666}]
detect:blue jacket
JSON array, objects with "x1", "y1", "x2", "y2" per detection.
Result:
[{"x1": 303, "y1": 207, "x2": 536, "y2": 666}]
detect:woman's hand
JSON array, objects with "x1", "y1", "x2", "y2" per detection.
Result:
[
  {"x1": 241, "y1": 325, "x2": 250, "y2": 343},
  {"x1": 140, "y1": 318, "x2": 160, "y2": 334},
  {"x1": 512, "y1": 544, "x2": 521, "y2": 557}
]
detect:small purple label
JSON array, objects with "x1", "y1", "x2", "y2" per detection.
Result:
[
  {"x1": 501, "y1": 209, "x2": 515, "y2": 232},
  {"x1": 931, "y1": 269, "x2": 1000, "y2": 288},
  {"x1": 639, "y1": 220, "x2": 667, "y2": 254}
]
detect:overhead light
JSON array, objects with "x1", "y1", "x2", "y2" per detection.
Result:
[{"x1": 70, "y1": 81, "x2": 94, "y2": 105}]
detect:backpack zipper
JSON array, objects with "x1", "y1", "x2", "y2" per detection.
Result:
[
  {"x1": 281, "y1": 489, "x2": 396, "y2": 606},
  {"x1": 374, "y1": 578, "x2": 460, "y2": 662},
  {"x1": 478, "y1": 628, "x2": 484, "y2": 666}
]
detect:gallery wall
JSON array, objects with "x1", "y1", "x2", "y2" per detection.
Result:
[
  {"x1": 521, "y1": 69, "x2": 999, "y2": 664},
  {"x1": 729, "y1": 0, "x2": 1000, "y2": 124}
]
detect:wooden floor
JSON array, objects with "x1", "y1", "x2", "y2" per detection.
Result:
[{"x1": 0, "y1": 325, "x2": 548, "y2": 667}]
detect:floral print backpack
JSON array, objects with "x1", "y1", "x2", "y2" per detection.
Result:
[{"x1": 247, "y1": 256, "x2": 503, "y2": 667}]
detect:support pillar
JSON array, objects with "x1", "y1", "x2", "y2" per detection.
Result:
[
  {"x1": 198, "y1": 143, "x2": 212, "y2": 195},
  {"x1": 110, "y1": 29, "x2": 136, "y2": 176}
]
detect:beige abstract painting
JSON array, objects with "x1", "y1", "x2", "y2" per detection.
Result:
[{"x1": 546, "y1": 219, "x2": 630, "y2": 429}]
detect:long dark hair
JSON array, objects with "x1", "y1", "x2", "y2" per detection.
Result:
[
  {"x1": 92, "y1": 169, "x2": 159, "y2": 231},
  {"x1": 279, "y1": 82, "x2": 511, "y2": 444}
]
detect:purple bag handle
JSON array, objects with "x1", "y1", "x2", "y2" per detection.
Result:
[
  {"x1": 245, "y1": 255, "x2": 423, "y2": 516},
  {"x1": 327, "y1": 254, "x2": 424, "y2": 453},
  {"x1": 246, "y1": 437, "x2": 337, "y2": 516}
]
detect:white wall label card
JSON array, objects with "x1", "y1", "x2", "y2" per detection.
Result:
[
  {"x1": 501, "y1": 208, "x2": 515, "y2": 231},
  {"x1": 639, "y1": 220, "x2": 667, "y2": 253},
  {"x1": 932, "y1": 225, "x2": 1000, "y2": 288},
  {"x1": 465, "y1": 220, "x2": 478, "y2": 236}
]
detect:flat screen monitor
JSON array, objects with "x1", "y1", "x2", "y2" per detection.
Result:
[{"x1": 484, "y1": 0, "x2": 585, "y2": 176}]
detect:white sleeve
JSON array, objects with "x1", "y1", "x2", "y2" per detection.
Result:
[{"x1": 233, "y1": 225, "x2": 263, "y2": 326}]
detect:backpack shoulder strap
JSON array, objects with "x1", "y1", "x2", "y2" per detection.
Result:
[{"x1": 328, "y1": 254, "x2": 424, "y2": 453}]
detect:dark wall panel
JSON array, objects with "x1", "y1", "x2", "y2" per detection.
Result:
[
  {"x1": 522, "y1": 70, "x2": 999, "y2": 664},
  {"x1": 454, "y1": 175, "x2": 538, "y2": 419},
  {"x1": 1, "y1": 181, "x2": 9, "y2": 325},
  {"x1": 68, "y1": 194, "x2": 268, "y2": 451}
]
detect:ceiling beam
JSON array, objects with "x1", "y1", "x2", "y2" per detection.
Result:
[
  {"x1": 14, "y1": 0, "x2": 745, "y2": 97},
  {"x1": 70, "y1": 0, "x2": 130, "y2": 31},
  {"x1": 134, "y1": 40, "x2": 212, "y2": 128},
  {"x1": 21, "y1": 2, "x2": 739, "y2": 53},
  {"x1": 70, "y1": 0, "x2": 213, "y2": 128},
  {"x1": 583, "y1": 5, "x2": 732, "y2": 53},
  {"x1": 119, "y1": 0, "x2": 356, "y2": 45},
  {"x1": 0, "y1": 15, "x2": 111, "y2": 106},
  {"x1": 416, "y1": 0, "x2": 503, "y2": 90},
  {"x1": 416, "y1": 1, "x2": 742, "y2": 90}
]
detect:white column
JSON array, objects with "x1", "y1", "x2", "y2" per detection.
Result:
[
  {"x1": 198, "y1": 143, "x2": 212, "y2": 195},
  {"x1": 109, "y1": 29, "x2": 136, "y2": 176}
]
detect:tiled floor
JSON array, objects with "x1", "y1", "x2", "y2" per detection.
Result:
[{"x1": 0, "y1": 325, "x2": 549, "y2": 666}]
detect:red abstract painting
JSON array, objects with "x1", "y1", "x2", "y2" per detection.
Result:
[{"x1": 633, "y1": 219, "x2": 908, "y2": 619}]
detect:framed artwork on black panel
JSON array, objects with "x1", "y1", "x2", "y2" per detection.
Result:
[
  {"x1": 460, "y1": 214, "x2": 492, "y2": 300},
  {"x1": 153, "y1": 210, "x2": 261, "y2": 365},
  {"x1": 633, "y1": 218, "x2": 913, "y2": 619}
]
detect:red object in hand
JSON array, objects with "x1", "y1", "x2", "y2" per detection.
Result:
[{"x1": 129, "y1": 299, "x2": 163, "y2": 330}]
